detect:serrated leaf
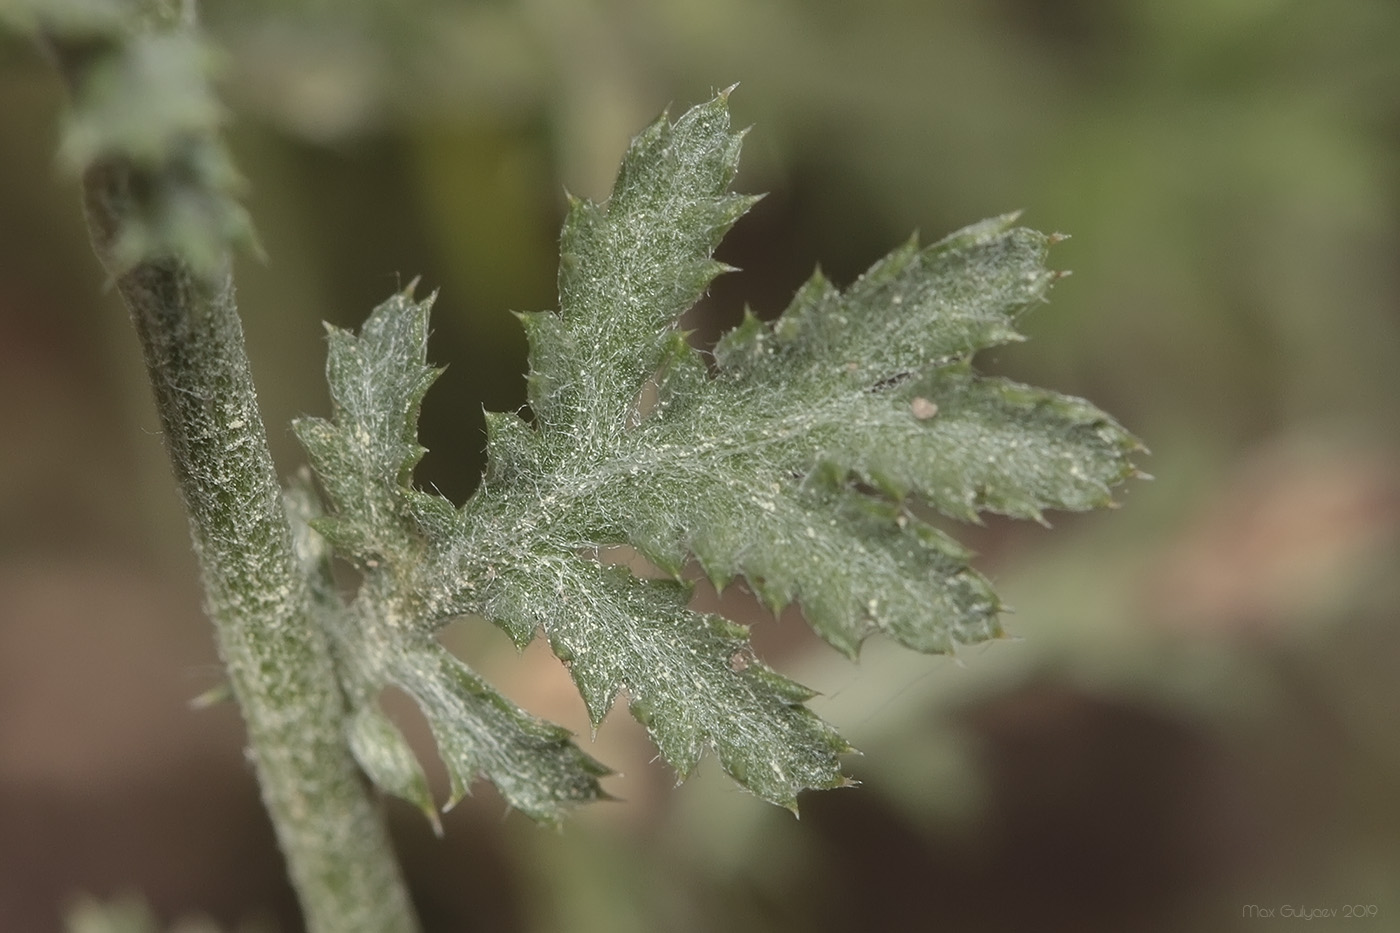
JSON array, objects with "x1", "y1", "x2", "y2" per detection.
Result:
[
  {"x1": 538, "y1": 89, "x2": 757, "y2": 437},
  {"x1": 297, "y1": 91, "x2": 1141, "y2": 817},
  {"x1": 295, "y1": 291, "x2": 440, "y2": 561},
  {"x1": 479, "y1": 558, "x2": 852, "y2": 808},
  {"x1": 283, "y1": 449, "x2": 611, "y2": 825}
]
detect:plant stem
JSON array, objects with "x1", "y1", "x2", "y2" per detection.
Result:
[
  {"x1": 81, "y1": 172, "x2": 422, "y2": 933},
  {"x1": 64, "y1": 42, "x2": 423, "y2": 933}
]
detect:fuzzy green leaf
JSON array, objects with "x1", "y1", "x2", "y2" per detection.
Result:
[
  {"x1": 287, "y1": 423, "x2": 611, "y2": 825},
  {"x1": 297, "y1": 91, "x2": 1141, "y2": 817}
]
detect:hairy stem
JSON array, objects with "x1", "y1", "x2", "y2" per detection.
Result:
[
  {"x1": 82, "y1": 175, "x2": 421, "y2": 933},
  {"x1": 59, "y1": 22, "x2": 422, "y2": 933}
]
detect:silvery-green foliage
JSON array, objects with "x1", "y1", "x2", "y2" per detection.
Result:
[{"x1": 294, "y1": 90, "x2": 1142, "y2": 819}]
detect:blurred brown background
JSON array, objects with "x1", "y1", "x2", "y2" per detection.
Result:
[{"x1": 3, "y1": 1, "x2": 1399, "y2": 930}]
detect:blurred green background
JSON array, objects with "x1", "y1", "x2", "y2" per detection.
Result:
[{"x1": 3, "y1": 1, "x2": 1399, "y2": 930}]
